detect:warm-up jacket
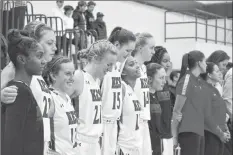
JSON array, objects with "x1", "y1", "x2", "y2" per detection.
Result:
[{"x1": 3, "y1": 81, "x2": 44, "y2": 155}]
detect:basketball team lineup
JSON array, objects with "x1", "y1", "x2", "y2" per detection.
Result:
[{"x1": 0, "y1": 1, "x2": 232, "y2": 155}]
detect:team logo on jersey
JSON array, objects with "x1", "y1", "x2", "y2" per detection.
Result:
[
  {"x1": 112, "y1": 77, "x2": 121, "y2": 89},
  {"x1": 37, "y1": 79, "x2": 50, "y2": 94},
  {"x1": 157, "y1": 91, "x2": 170, "y2": 101},
  {"x1": 60, "y1": 104, "x2": 64, "y2": 108},
  {"x1": 140, "y1": 78, "x2": 149, "y2": 88},
  {"x1": 90, "y1": 89, "x2": 102, "y2": 101},
  {"x1": 66, "y1": 111, "x2": 77, "y2": 125},
  {"x1": 133, "y1": 100, "x2": 141, "y2": 111}
]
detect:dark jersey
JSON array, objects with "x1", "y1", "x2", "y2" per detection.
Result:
[
  {"x1": 149, "y1": 89, "x2": 172, "y2": 139},
  {"x1": 3, "y1": 81, "x2": 44, "y2": 155}
]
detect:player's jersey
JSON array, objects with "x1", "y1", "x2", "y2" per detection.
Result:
[
  {"x1": 118, "y1": 82, "x2": 142, "y2": 149},
  {"x1": 78, "y1": 71, "x2": 103, "y2": 138},
  {"x1": 134, "y1": 64, "x2": 150, "y2": 120},
  {"x1": 30, "y1": 75, "x2": 52, "y2": 142},
  {"x1": 49, "y1": 90, "x2": 78, "y2": 155},
  {"x1": 101, "y1": 62, "x2": 123, "y2": 120}
]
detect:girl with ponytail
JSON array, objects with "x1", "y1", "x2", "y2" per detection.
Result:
[
  {"x1": 172, "y1": 51, "x2": 228, "y2": 155},
  {"x1": 101, "y1": 27, "x2": 136, "y2": 155},
  {"x1": 1, "y1": 21, "x2": 58, "y2": 155},
  {"x1": 133, "y1": 32, "x2": 155, "y2": 155}
]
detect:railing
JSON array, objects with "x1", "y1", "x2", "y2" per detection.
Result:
[{"x1": 164, "y1": 9, "x2": 232, "y2": 45}]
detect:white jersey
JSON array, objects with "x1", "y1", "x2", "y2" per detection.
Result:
[
  {"x1": 118, "y1": 82, "x2": 142, "y2": 149},
  {"x1": 78, "y1": 71, "x2": 103, "y2": 138},
  {"x1": 134, "y1": 64, "x2": 150, "y2": 120},
  {"x1": 102, "y1": 62, "x2": 123, "y2": 120},
  {"x1": 30, "y1": 75, "x2": 52, "y2": 142},
  {"x1": 49, "y1": 90, "x2": 78, "y2": 155}
]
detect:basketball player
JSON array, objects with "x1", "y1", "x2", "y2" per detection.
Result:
[
  {"x1": 117, "y1": 56, "x2": 142, "y2": 155},
  {"x1": 3, "y1": 29, "x2": 45, "y2": 155},
  {"x1": 132, "y1": 32, "x2": 155, "y2": 155},
  {"x1": 71, "y1": 40, "x2": 118, "y2": 155},
  {"x1": 42, "y1": 56, "x2": 78, "y2": 155},
  {"x1": 101, "y1": 27, "x2": 136, "y2": 155},
  {"x1": 1, "y1": 21, "x2": 57, "y2": 155}
]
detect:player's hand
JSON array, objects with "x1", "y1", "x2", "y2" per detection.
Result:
[
  {"x1": 173, "y1": 112, "x2": 182, "y2": 122},
  {"x1": 1, "y1": 85, "x2": 18, "y2": 104},
  {"x1": 173, "y1": 136, "x2": 178, "y2": 147},
  {"x1": 220, "y1": 131, "x2": 230, "y2": 143}
]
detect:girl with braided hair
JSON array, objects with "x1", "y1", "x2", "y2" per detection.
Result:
[
  {"x1": 3, "y1": 29, "x2": 45, "y2": 155},
  {"x1": 71, "y1": 40, "x2": 118, "y2": 155},
  {"x1": 42, "y1": 55, "x2": 78, "y2": 155},
  {"x1": 132, "y1": 32, "x2": 155, "y2": 155},
  {"x1": 146, "y1": 46, "x2": 174, "y2": 155},
  {"x1": 1, "y1": 21, "x2": 58, "y2": 155}
]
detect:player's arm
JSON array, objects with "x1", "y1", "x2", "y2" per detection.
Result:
[
  {"x1": 1, "y1": 62, "x2": 16, "y2": 89},
  {"x1": 70, "y1": 70, "x2": 84, "y2": 98},
  {"x1": 3, "y1": 84, "x2": 32, "y2": 155},
  {"x1": 171, "y1": 74, "x2": 190, "y2": 138}
]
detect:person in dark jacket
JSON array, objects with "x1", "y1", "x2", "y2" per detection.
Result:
[
  {"x1": 200, "y1": 62, "x2": 230, "y2": 155},
  {"x1": 3, "y1": 29, "x2": 45, "y2": 155},
  {"x1": 145, "y1": 46, "x2": 174, "y2": 155},
  {"x1": 72, "y1": 1, "x2": 87, "y2": 49},
  {"x1": 172, "y1": 51, "x2": 228, "y2": 155},
  {"x1": 72, "y1": 0, "x2": 87, "y2": 31},
  {"x1": 146, "y1": 63, "x2": 170, "y2": 155},
  {"x1": 85, "y1": 1, "x2": 96, "y2": 30},
  {"x1": 93, "y1": 12, "x2": 107, "y2": 40}
]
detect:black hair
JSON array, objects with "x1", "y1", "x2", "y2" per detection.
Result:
[
  {"x1": 200, "y1": 62, "x2": 216, "y2": 81},
  {"x1": 179, "y1": 50, "x2": 205, "y2": 82},
  {"x1": 108, "y1": 27, "x2": 136, "y2": 45},
  {"x1": 7, "y1": 29, "x2": 39, "y2": 68},
  {"x1": 42, "y1": 55, "x2": 71, "y2": 86},
  {"x1": 87, "y1": 1, "x2": 96, "y2": 6},
  {"x1": 145, "y1": 46, "x2": 167, "y2": 65},
  {"x1": 56, "y1": 0, "x2": 64, "y2": 3},
  {"x1": 146, "y1": 62, "x2": 164, "y2": 78},
  {"x1": 170, "y1": 70, "x2": 180, "y2": 81},
  {"x1": 64, "y1": 5, "x2": 74, "y2": 14},
  {"x1": 226, "y1": 62, "x2": 233, "y2": 70},
  {"x1": 206, "y1": 50, "x2": 230, "y2": 64},
  {"x1": 132, "y1": 32, "x2": 153, "y2": 56}
]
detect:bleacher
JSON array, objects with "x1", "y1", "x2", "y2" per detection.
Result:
[{"x1": 1, "y1": 0, "x2": 98, "y2": 70}]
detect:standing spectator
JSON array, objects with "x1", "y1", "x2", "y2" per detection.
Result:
[
  {"x1": 52, "y1": 0, "x2": 65, "y2": 32},
  {"x1": 93, "y1": 12, "x2": 107, "y2": 40},
  {"x1": 72, "y1": 1, "x2": 87, "y2": 49},
  {"x1": 85, "y1": 1, "x2": 96, "y2": 30},
  {"x1": 72, "y1": 1, "x2": 87, "y2": 31},
  {"x1": 63, "y1": 5, "x2": 75, "y2": 56}
]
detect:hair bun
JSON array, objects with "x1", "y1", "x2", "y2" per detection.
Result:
[
  {"x1": 20, "y1": 30, "x2": 30, "y2": 37},
  {"x1": 7, "y1": 29, "x2": 22, "y2": 45}
]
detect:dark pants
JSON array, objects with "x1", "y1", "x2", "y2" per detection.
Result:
[
  {"x1": 150, "y1": 131, "x2": 162, "y2": 155},
  {"x1": 204, "y1": 130, "x2": 224, "y2": 155},
  {"x1": 223, "y1": 120, "x2": 232, "y2": 155},
  {"x1": 178, "y1": 132, "x2": 205, "y2": 155}
]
